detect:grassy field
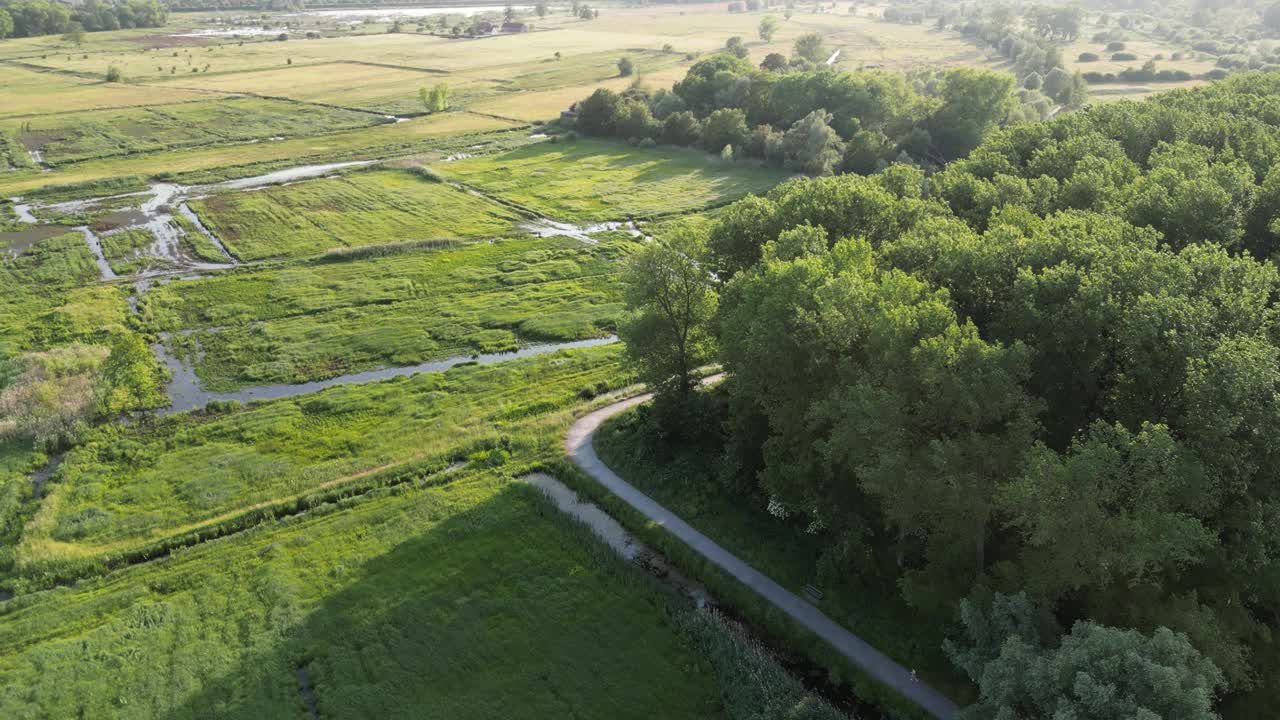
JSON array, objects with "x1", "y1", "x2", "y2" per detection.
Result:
[
  {"x1": 159, "y1": 61, "x2": 502, "y2": 115},
  {"x1": 188, "y1": 167, "x2": 524, "y2": 261},
  {"x1": 24, "y1": 24, "x2": 708, "y2": 82},
  {"x1": 0, "y1": 279, "x2": 129, "y2": 359},
  {"x1": 0, "y1": 468, "x2": 727, "y2": 719},
  {"x1": 436, "y1": 138, "x2": 788, "y2": 221},
  {"x1": 97, "y1": 228, "x2": 159, "y2": 275},
  {"x1": 16, "y1": 344, "x2": 631, "y2": 572},
  {"x1": 5, "y1": 98, "x2": 386, "y2": 166},
  {"x1": 0, "y1": 231, "x2": 102, "y2": 289},
  {"x1": 0, "y1": 111, "x2": 526, "y2": 197},
  {"x1": 142, "y1": 234, "x2": 631, "y2": 389},
  {"x1": 467, "y1": 62, "x2": 691, "y2": 122},
  {"x1": 0, "y1": 63, "x2": 219, "y2": 119},
  {"x1": 156, "y1": 48, "x2": 688, "y2": 118}
]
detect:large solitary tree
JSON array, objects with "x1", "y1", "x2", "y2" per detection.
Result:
[
  {"x1": 792, "y1": 32, "x2": 827, "y2": 62},
  {"x1": 619, "y1": 228, "x2": 718, "y2": 424},
  {"x1": 758, "y1": 14, "x2": 778, "y2": 41}
]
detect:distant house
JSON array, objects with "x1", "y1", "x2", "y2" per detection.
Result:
[{"x1": 501, "y1": 21, "x2": 530, "y2": 33}]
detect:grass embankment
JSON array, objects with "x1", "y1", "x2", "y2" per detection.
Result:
[
  {"x1": 14, "y1": 345, "x2": 631, "y2": 577},
  {"x1": 187, "y1": 168, "x2": 523, "y2": 261},
  {"x1": 0, "y1": 443, "x2": 45, "y2": 574},
  {"x1": 435, "y1": 138, "x2": 789, "y2": 222},
  {"x1": 141, "y1": 234, "x2": 630, "y2": 389}
]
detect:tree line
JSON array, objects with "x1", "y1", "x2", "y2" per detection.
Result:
[
  {"x1": 0, "y1": 0, "x2": 167, "y2": 40},
  {"x1": 619, "y1": 72, "x2": 1280, "y2": 718},
  {"x1": 572, "y1": 42, "x2": 1086, "y2": 178}
]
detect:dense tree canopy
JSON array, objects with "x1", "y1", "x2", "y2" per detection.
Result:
[
  {"x1": 572, "y1": 52, "x2": 1028, "y2": 173},
  {"x1": 948, "y1": 593, "x2": 1224, "y2": 720},
  {"x1": 621, "y1": 72, "x2": 1280, "y2": 717},
  {"x1": 0, "y1": 0, "x2": 165, "y2": 39}
]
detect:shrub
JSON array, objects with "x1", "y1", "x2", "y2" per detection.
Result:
[
  {"x1": 617, "y1": 56, "x2": 635, "y2": 76},
  {"x1": 203, "y1": 400, "x2": 242, "y2": 414},
  {"x1": 466, "y1": 447, "x2": 510, "y2": 467},
  {"x1": 1112, "y1": 52, "x2": 1138, "y2": 61},
  {"x1": 1078, "y1": 52, "x2": 1099, "y2": 62},
  {"x1": 1106, "y1": 41, "x2": 1127, "y2": 51},
  {"x1": 104, "y1": 65, "x2": 123, "y2": 82},
  {"x1": 662, "y1": 111, "x2": 703, "y2": 146}
]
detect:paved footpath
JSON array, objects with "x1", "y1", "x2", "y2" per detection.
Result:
[{"x1": 565, "y1": 384, "x2": 960, "y2": 720}]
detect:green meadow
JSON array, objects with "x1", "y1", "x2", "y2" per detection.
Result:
[
  {"x1": 0, "y1": 112, "x2": 527, "y2": 198},
  {"x1": 188, "y1": 167, "x2": 524, "y2": 261},
  {"x1": 142, "y1": 234, "x2": 630, "y2": 388},
  {"x1": 435, "y1": 138, "x2": 789, "y2": 221},
  {"x1": 5, "y1": 98, "x2": 386, "y2": 167},
  {"x1": 0, "y1": 468, "x2": 726, "y2": 719},
  {"x1": 16, "y1": 345, "x2": 630, "y2": 575}
]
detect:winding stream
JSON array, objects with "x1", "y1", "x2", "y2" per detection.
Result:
[{"x1": 155, "y1": 335, "x2": 619, "y2": 415}]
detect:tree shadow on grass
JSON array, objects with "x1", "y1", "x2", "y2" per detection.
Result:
[{"x1": 158, "y1": 483, "x2": 720, "y2": 720}]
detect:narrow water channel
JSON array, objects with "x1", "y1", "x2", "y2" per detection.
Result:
[
  {"x1": 155, "y1": 336, "x2": 619, "y2": 415},
  {"x1": 78, "y1": 226, "x2": 117, "y2": 280},
  {"x1": 520, "y1": 219, "x2": 646, "y2": 244},
  {"x1": 520, "y1": 472, "x2": 712, "y2": 607}
]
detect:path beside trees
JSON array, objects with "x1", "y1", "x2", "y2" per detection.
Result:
[{"x1": 564, "y1": 383, "x2": 960, "y2": 720}]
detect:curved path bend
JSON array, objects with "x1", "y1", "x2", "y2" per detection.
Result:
[{"x1": 565, "y1": 381, "x2": 960, "y2": 720}]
